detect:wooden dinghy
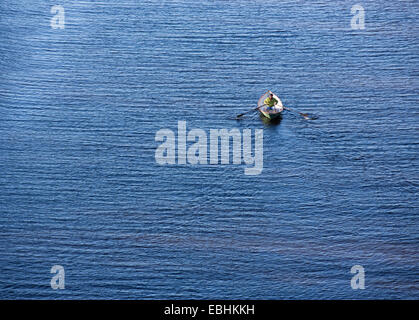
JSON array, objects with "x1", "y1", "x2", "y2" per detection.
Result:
[{"x1": 258, "y1": 91, "x2": 284, "y2": 120}]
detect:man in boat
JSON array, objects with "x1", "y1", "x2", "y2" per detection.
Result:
[{"x1": 264, "y1": 93, "x2": 278, "y2": 109}]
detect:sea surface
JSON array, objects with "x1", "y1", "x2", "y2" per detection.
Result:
[{"x1": 0, "y1": 0, "x2": 418, "y2": 299}]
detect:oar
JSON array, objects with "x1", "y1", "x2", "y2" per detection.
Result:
[
  {"x1": 283, "y1": 106, "x2": 311, "y2": 120},
  {"x1": 236, "y1": 104, "x2": 266, "y2": 119}
]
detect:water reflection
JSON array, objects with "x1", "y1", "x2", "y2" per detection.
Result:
[{"x1": 259, "y1": 113, "x2": 283, "y2": 127}]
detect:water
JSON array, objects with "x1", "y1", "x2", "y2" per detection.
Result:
[{"x1": 0, "y1": 0, "x2": 418, "y2": 299}]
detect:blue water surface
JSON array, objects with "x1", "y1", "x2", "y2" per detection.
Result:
[{"x1": 0, "y1": 0, "x2": 418, "y2": 299}]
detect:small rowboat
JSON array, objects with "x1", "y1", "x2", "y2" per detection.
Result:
[{"x1": 258, "y1": 91, "x2": 284, "y2": 120}]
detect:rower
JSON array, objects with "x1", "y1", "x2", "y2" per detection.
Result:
[{"x1": 264, "y1": 93, "x2": 278, "y2": 109}]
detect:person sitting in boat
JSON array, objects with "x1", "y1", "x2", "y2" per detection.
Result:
[{"x1": 264, "y1": 93, "x2": 278, "y2": 109}]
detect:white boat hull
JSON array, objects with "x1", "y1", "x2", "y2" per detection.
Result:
[{"x1": 258, "y1": 91, "x2": 284, "y2": 120}]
